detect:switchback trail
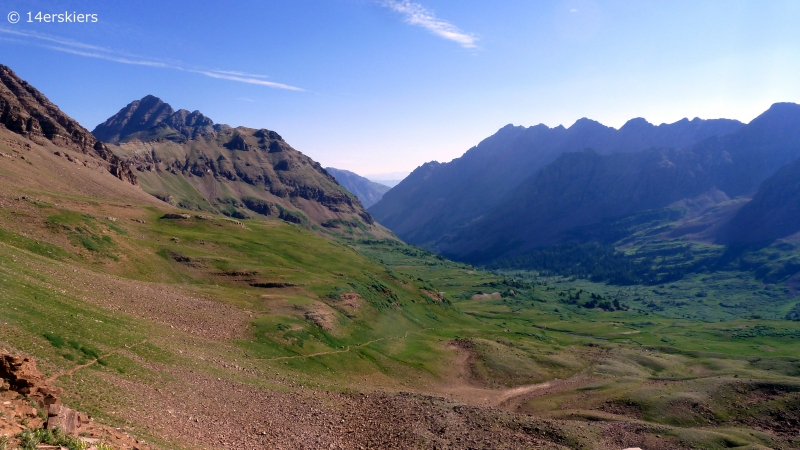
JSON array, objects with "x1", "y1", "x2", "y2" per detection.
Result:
[
  {"x1": 46, "y1": 339, "x2": 148, "y2": 383},
  {"x1": 260, "y1": 330, "x2": 415, "y2": 362}
]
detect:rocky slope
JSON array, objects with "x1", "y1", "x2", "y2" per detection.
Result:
[
  {"x1": 325, "y1": 167, "x2": 391, "y2": 208},
  {"x1": 438, "y1": 148, "x2": 717, "y2": 261},
  {"x1": 0, "y1": 64, "x2": 137, "y2": 185},
  {"x1": 0, "y1": 352, "x2": 148, "y2": 449},
  {"x1": 94, "y1": 96, "x2": 380, "y2": 232},
  {"x1": 369, "y1": 115, "x2": 743, "y2": 247}
]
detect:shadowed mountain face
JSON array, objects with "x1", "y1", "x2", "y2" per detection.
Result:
[
  {"x1": 325, "y1": 168, "x2": 391, "y2": 208},
  {"x1": 0, "y1": 65, "x2": 137, "y2": 185},
  {"x1": 92, "y1": 95, "x2": 222, "y2": 144},
  {"x1": 438, "y1": 148, "x2": 716, "y2": 261},
  {"x1": 698, "y1": 102, "x2": 800, "y2": 197},
  {"x1": 369, "y1": 116, "x2": 743, "y2": 247},
  {"x1": 436, "y1": 103, "x2": 800, "y2": 263},
  {"x1": 93, "y1": 96, "x2": 382, "y2": 233},
  {"x1": 717, "y1": 156, "x2": 800, "y2": 244}
]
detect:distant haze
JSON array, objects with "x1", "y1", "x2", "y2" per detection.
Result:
[{"x1": 365, "y1": 172, "x2": 410, "y2": 188}]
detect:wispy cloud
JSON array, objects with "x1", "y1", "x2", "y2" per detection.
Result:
[
  {"x1": 210, "y1": 70, "x2": 271, "y2": 79},
  {"x1": 43, "y1": 45, "x2": 175, "y2": 68},
  {"x1": 379, "y1": 1, "x2": 479, "y2": 49},
  {"x1": 0, "y1": 27, "x2": 303, "y2": 91},
  {"x1": 196, "y1": 71, "x2": 304, "y2": 91},
  {"x1": 0, "y1": 28, "x2": 108, "y2": 52}
]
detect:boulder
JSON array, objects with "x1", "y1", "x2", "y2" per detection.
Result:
[
  {"x1": 46, "y1": 404, "x2": 90, "y2": 435},
  {"x1": 0, "y1": 352, "x2": 61, "y2": 408},
  {"x1": 0, "y1": 353, "x2": 41, "y2": 393}
]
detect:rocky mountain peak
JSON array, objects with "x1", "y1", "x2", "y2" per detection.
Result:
[
  {"x1": 92, "y1": 95, "x2": 220, "y2": 143},
  {"x1": 0, "y1": 64, "x2": 137, "y2": 184},
  {"x1": 619, "y1": 117, "x2": 653, "y2": 132},
  {"x1": 747, "y1": 102, "x2": 800, "y2": 132},
  {"x1": 569, "y1": 117, "x2": 609, "y2": 131}
]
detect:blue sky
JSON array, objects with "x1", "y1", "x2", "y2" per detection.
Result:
[{"x1": 1, "y1": 0, "x2": 799, "y2": 176}]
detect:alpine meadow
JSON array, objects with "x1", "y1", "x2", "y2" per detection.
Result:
[{"x1": 2, "y1": 2, "x2": 800, "y2": 449}]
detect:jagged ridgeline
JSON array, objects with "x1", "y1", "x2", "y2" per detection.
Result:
[
  {"x1": 0, "y1": 65, "x2": 137, "y2": 184},
  {"x1": 92, "y1": 96, "x2": 385, "y2": 235}
]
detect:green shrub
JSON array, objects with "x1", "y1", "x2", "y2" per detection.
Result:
[
  {"x1": 79, "y1": 345, "x2": 101, "y2": 360},
  {"x1": 17, "y1": 427, "x2": 94, "y2": 450},
  {"x1": 43, "y1": 332, "x2": 66, "y2": 348}
]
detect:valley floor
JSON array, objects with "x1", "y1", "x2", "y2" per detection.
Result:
[{"x1": 1, "y1": 136, "x2": 799, "y2": 449}]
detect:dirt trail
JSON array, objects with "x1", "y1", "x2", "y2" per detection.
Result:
[
  {"x1": 439, "y1": 374, "x2": 583, "y2": 410},
  {"x1": 257, "y1": 330, "x2": 579, "y2": 412},
  {"x1": 260, "y1": 331, "x2": 412, "y2": 361},
  {"x1": 494, "y1": 375, "x2": 593, "y2": 410},
  {"x1": 46, "y1": 339, "x2": 148, "y2": 383},
  {"x1": 495, "y1": 380, "x2": 555, "y2": 404},
  {"x1": 438, "y1": 341, "x2": 594, "y2": 411}
]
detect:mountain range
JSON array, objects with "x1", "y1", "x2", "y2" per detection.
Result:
[
  {"x1": 369, "y1": 115, "x2": 744, "y2": 248},
  {"x1": 370, "y1": 104, "x2": 800, "y2": 267}
]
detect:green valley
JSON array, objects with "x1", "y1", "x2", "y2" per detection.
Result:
[{"x1": 2, "y1": 59, "x2": 800, "y2": 450}]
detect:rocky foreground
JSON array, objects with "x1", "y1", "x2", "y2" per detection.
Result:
[{"x1": 1, "y1": 352, "x2": 150, "y2": 449}]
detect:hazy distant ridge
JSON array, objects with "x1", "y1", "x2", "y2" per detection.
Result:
[
  {"x1": 370, "y1": 115, "x2": 744, "y2": 249},
  {"x1": 429, "y1": 103, "x2": 800, "y2": 263},
  {"x1": 326, "y1": 167, "x2": 391, "y2": 208}
]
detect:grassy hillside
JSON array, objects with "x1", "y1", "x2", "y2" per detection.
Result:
[{"x1": 2, "y1": 131, "x2": 799, "y2": 449}]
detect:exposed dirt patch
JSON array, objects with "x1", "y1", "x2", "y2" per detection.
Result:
[
  {"x1": 471, "y1": 292, "x2": 502, "y2": 300},
  {"x1": 688, "y1": 363, "x2": 714, "y2": 377},
  {"x1": 303, "y1": 302, "x2": 337, "y2": 332},
  {"x1": 166, "y1": 251, "x2": 207, "y2": 268},
  {"x1": 445, "y1": 339, "x2": 485, "y2": 386},
  {"x1": 334, "y1": 291, "x2": 364, "y2": 317},
  {"x1": 497, "y1": 375, "x2": 596, "y2": 412},
  {"x1": 422, "y1": 289, "x2": 447, "y2": 302},
  {"x1": 440, "y1": 340, "x2": 598, "y2": 413}
]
